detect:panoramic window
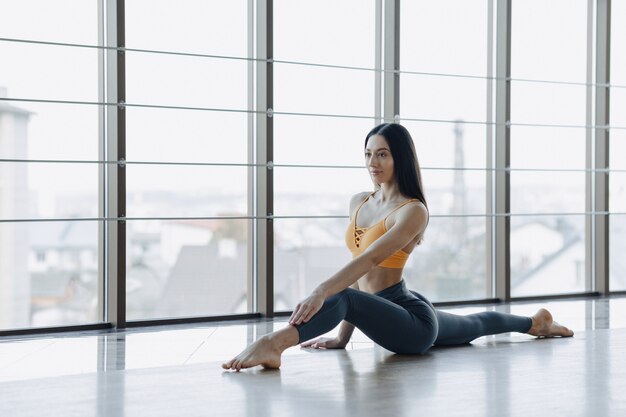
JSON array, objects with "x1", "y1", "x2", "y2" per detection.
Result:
[
  {"x1": 510, "y1": 0, "x2": 588, "y2": 297},
  {"x1": 124, "y1": 0, "x2": 252, "y2": 319},
  {"x1": 400, "y1": 0, "x2": 490, "y2": 302},
  {"x1": 0, "y1": 0, "x2": 101, "y2": 329}
]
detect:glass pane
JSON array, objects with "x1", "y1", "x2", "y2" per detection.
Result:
[
  {"x1": 0, "y1": 101, "x2": 99, "y2": 161},
  {"x1": 274, "y1": 116, "x2": 376, "y2": 167},
  {"x1": 400, "y1": 76, "x2": 487, "y2": 122},
  {"x1": 274, "y1": 218, "x2": 354, "y2": 310},
  {"x1": 274, "y1": 64, "x2": 375, "y2": 117},
  {"x1": 0, "y1": 42, "x2": 98, "y2": 102},
  {"x1": 511, "y1": 172, "x2": 585, "y2": 214},
  {"x1": 511, "y1": 215, "x2": 586, "y2": 297},
  {"x1": 126, "y1": 107, "x2": 247, "y2": 164},
  {"x1": 406, "y1": 216, "x2": 488, "y2": 302},
  {"x1": 511, "y1": 0, "x2": 587, "y2": 83},
  {"x1": 126, "y1": 165, "x2": 247, "y2": 218},
  {"x1": 0, "y1": 0, "x2": 97, "y2": 44},
  {"x1": 274, "y1": 0, "x2": 375, "y2": 68},
  {"x1": 401, "y1": 0, "x2": 488, "y2": 76},
  {"x1": 421, "y1": 170, "x2": 486, "y2": 216},
  {"x1": 0, "y1": 161, "x2": 98, "y2": 220},
  {"x1": 609, "y1": 215, "x2": 626, "y2": 291},
  {"x1": 610, "y1": 88, "x2": 626, "y2": 128},
  {"x1": 511, "y1": 82, "x2": 586, "y2": 126},
  {"x1": 274, "y1": 168, "x2": 371, "y2": 217},
  {"x1": 126, "y1": 0, "x2": 247, "y2": 56},
  {"x1": 611, "y1": 0, "x2": 626, "y2": 86},
  {"x1": 126, "y1": 51, "x2": 247, "y2": 110},
  {"x1": 0, "y1": 221, "x2": 101, "y2": 330},
  {"x1": 511, "y1": 126, "x2": 585, "y2": 169},
  {"x1": 609, "y1": 172, "x2": 626, "y2": 213},
  {"x1": 609, "y1": 132, "x2": 626, "y2": 170},
  {"x1": 126, "y1": 219, "x2": 250, "y2": 320},
  {"x1": 403, "y1": 121, "x2": 487, "y2": 169}
]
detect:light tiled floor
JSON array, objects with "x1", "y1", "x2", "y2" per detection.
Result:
[{"x1": 1, "y1": 296, "x2": 625, "y2": 416}]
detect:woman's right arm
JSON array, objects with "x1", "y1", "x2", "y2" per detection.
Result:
[{"x1": 299, "y1": 192, "x2": 368, "y2": 349}]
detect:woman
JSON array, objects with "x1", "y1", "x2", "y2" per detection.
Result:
[{"x1": 222, "y1": 123, "x2": 573, "y2": 372}]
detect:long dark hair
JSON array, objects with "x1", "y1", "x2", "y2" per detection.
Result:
[{"x1": 364, "y1": 123, "x2": 428, "y2": 210}]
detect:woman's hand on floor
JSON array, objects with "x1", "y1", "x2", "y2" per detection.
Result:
[
  {"x1": 288, "y1": 290, "x2": 326, "y2": 325},
  {"x1": 300, "y1": 337, "x2": 348, "y2": 349}
]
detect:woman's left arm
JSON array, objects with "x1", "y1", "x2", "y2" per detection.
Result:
[{"x1": 288, "y1": 202, "x2": 428, "y2": 325}]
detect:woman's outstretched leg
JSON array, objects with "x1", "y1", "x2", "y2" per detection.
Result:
[{"x1": 434, "y1": 308, "x2": 573, "y2": 346}]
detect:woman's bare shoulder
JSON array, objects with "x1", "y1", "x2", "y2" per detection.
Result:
[{"x1": 348, "y1": 191, "x2": 372, "y2": 215}]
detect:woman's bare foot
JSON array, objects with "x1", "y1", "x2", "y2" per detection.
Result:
[
  {"x1": 222, "y1": 325, "x2": 299, "y2": 372},
  {"x1": 528, "y1": 308, "x2": 574, "y2": 338}
]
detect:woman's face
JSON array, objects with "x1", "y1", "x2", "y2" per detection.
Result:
[{"x1": 365, "y1": 134, "x2": 395, "y2": 185}]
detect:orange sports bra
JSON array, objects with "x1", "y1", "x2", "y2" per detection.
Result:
[{"x1": 344, "y1": 191, "x2": 420, "y2": 269}]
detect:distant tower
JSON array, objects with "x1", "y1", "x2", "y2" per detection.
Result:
[
  {"x1": 0, "y1": 87, "x2": 32, "y2": 328},
  {"x1": 451, "y1": 120, "x2": 467, "y2": 238}
]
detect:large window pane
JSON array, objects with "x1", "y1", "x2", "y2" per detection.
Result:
[
  {"x1": 400, "y1": 0, "x2": 489, "y2": 302},
  {"x1": 274, "y1": 167, "x2": 371, "y2": 217},
  {"x1": 274, "y1": 116, "x2": 374, "y2": 167},
  {"x1": 610, "y1": 0, "x2": 626, "y2": 292},
  {"x1": 406, "y1": 216, "x2": 487, "y2": 302},
  {"x1": 274, "y1": 64, "x2": 375, "y2": 117},
  {"x1": 274, "y1": 218, "x2": 352, "y2": 310},
  {"x1": 510, "y1": 1, "x2": 588, "y2": 296},
  {"x1": 511, "y1": 126, "x2": 585, "y2": 169},
  {"x1": 126, "y1": 166, "x2": 247, "y2": 218},
  {"x1": 274, "y1": 0, "x2": 375, "y2": 67},
  {"x1": 0, "y1": 2, "x2": 101, "y2": 331},
  {"x1": 400, "y1": 0, "x2": 488, "y2": 76},
  {"x1": 125, "y1": 0, "x2": 247, "y2": 57},
  {"x1": 401, "y1": 76, "x2": 487, "y2": 123},
  {"x1": 0, "y1": 42, "x2": 98, "y2": 102},
  {"x1": 511, "y1": 215, "x2": 586, "y2": 297},
  {"x1": 126, "y1": 51, "x2": 247, "y2": 110},
  {"x1": 127, "y1": 219, "x2": 250, "y2": 320},
  {"x1": 609, "y1": 215, "x2": 626, "y2": 292},
  {"x1": 273, "y1": 1, "x2": 376, "y2": 310},
  {"x1": 511, "y1": 171, "x2": 585, "y2": 214},
  {"x1": 0, "y1": 221, "x2": 100, "y2": 330},
  {"x1": 126, "y1": 108, "x2": 247, "y2": 164},
  {"x1": 511, "y1": 0, "x2": 586, "y2": 83},
  {"x1": 125, "y1": 1, "x2": 252, "y2": 320},
  {"x1": 0, "y1": 0, "x2": 97, "y2": 45},
  {"x1": 609, "y1": 173, "x2": 626, "y2": 213},
  {"x1": 0, "y1": 162, "x2": 98, "y2": 220},
  {"x1": 511, "y1": 82, "x2": 586, "y2": 127}
]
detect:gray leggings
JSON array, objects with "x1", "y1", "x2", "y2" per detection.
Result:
[{"x1": 295, "y1": 280, "x2": 532, "y2": 355}]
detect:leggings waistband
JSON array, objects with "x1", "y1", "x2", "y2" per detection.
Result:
[{"x1": 374, "y1": 279, "x2": 410, "y2": 299}]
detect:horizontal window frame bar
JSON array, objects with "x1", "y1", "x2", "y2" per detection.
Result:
[
  {"x1": 125, "y1": 313, "x2": 263, "y2": 328},
  {"x1": 2, "y1": 36, "x2": 625, "y2": 89},
  {"x1": 0, "y1": 212, "x2": 618, "y2": 224},
  {"x1": 0, "y1": 323, "x2": 112, "y2": 338},
  {"x1": 1, "y1": 97, "x2": 624, "y2": 130},
  {"x1": 1, "y1": 158, "x2": 620, "y2": 173}
]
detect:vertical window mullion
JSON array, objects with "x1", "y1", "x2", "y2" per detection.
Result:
[
  {"x1": 383, "y1": 0, "x2": 400, "y2": 121},
  {"x1": 256, "y1": 0, "x2": 274, "y2": 317},
  {"x1": 495, "y1": 0, "x2": 511, "y2": 301},
  {"x1": 105, "y1": 0, "x2": 126, "y2": 328},
  {"x1": 595, "y1": 0, "x2": 610, "y2": 294}
]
